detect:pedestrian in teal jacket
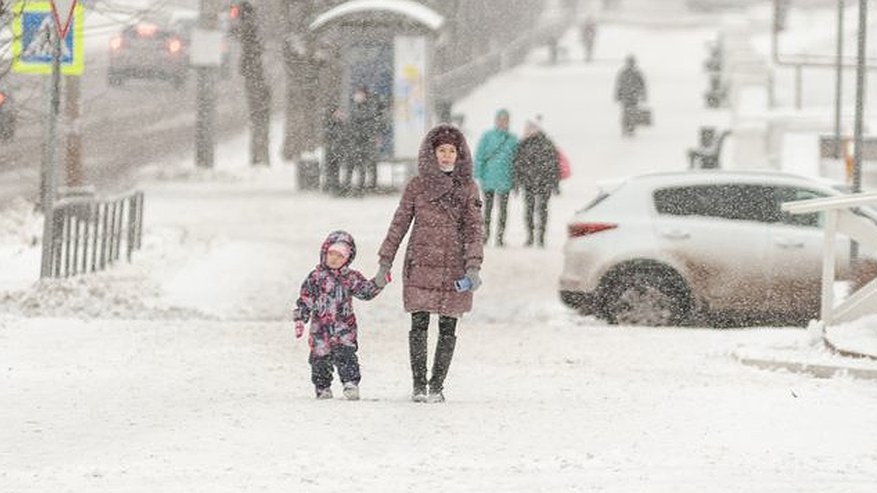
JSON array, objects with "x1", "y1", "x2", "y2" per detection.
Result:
[{"x1": 474, "y1": 109, "x2": 518, "y2": 246}]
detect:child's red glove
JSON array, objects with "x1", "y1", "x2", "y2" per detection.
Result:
[{"x1": 294, "y1": 321, "x2": 305, "y2": 338}]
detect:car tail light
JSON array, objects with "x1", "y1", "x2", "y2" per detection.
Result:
[
  {"x1": 568, "y1": 222, "x2": 617, "y2": 238},
  {"x1": 110, "y1": 35, "x2": 123, "y2": 51},
  {"x1": 167, "y1": 38, "x2": 182, "y2": 54}
]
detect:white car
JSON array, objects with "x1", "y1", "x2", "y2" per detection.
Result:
[{"x1": 559, "y1": 171, "x2": 877, "y2": 326}]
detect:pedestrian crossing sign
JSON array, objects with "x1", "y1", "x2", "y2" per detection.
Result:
[{"x1": 11, "y1": 2, "x2": 84, "y2": 75}]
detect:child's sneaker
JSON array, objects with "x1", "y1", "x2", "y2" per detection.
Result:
[
  {"x1": 412, "y1": 388, "x2": 427, "y2": 403},
  {"x1": 315, "y1": 387, "x2": 333, "y2": 400},
  {"x1": 342, "y1": 382, "x2": 360, "y2": 401},
  {"x1": 427, "y1": 390, "x2": 445, "y2": 403}
]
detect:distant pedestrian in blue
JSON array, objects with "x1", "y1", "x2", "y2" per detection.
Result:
[{"x1": 474, "y1": 109, "x2": 518, "y2": 247}]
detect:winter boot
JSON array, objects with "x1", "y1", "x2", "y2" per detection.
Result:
[
  {"x1": 315, "y1": 387, "x2": 333, "y2": 400},
  {"x1": 427, "y1": 334, "x2": 457, "y2": 403},
  {"x1": 410, "y1": 329, "x2": 428, "y2": 402},
  {"x1": 342, "y1": 382, "x2": 360, "y2": 401}
]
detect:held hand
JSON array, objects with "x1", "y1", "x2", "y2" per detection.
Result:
[
  {"x1": 294, "y1": 321, "x2": 306, "y2": 339},
  {"x1": 465, "y1": 268, "x2": 482, "y2": 292},
  {"x1": 374, "y1": 263, "x2": 392, "y2": 288}
]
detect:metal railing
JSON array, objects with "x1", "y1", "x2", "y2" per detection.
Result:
[
  {"x1": 782, "y1": 192, "x2": 877, "y2": 325},
  {"x1": 433, "y1": 17, "x2": 572, "y2": 103},
  {"x1": 40, "y1": 190, "x2": 145, "y2": 279}
]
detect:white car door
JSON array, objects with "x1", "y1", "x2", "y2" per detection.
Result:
[
  {"x1": 766, "y1": 187, "x2": 850, "y2": 320},
  {"x1": 651, "y1": 184, "x2": 771, "y2": 313}
]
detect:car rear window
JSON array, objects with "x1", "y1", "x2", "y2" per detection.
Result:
[{"x1": 654, "y1": 184, "x2": 782, "y2": 223}]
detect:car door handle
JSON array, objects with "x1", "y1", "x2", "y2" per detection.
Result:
[
  {"x1": 660, "y1": 229, "x2": 690, "y2": 240},
  {"x1": 775, "y1": 239, "x2": 805, "y2": 248}
]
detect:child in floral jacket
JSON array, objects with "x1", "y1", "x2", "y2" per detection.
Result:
[{"x1": 293, "y1": 230, "x2": 389, "y2": 400}]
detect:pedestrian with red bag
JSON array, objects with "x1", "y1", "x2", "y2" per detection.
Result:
[{"x1": 513, "y1": 119, "x2": 561, "y2": 247}]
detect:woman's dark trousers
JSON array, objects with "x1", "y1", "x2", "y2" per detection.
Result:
[
  {"x1": 410, "y1": 312, "x2": 458, "y2": 394},
  {"x1": 524, "y1": 189, "x2": 551, "y2": 246},
  {"x1": 483, "y1": 191, "x2": 509, "y2": 246}
]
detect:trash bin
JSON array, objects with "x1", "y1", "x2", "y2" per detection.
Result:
[{"x1": 297, "y1": 158, "x2": 321, "y2": 191}]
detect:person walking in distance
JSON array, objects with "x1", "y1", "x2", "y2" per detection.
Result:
[
  {"x1": 376, "y1": 125, "x2": 484, "y2": 403},
  {"x1": 346, "y1": 86, "x2": 381, "y2": 194},
  {"x1": 474, "y1": 109, "x2": 518, "y2": 247},
  {"x1": 513, "y1": 119, "x2": 560, "y2": 247},
  {"x1": 581, "y1": 16, "x2": 597, "y2": 63},
  {"x1": 323, "y1": 105, "x2": 348, "y2": 195},
  {"x1": 614, "y1": 55, "x2": 647, "y2": 137}
]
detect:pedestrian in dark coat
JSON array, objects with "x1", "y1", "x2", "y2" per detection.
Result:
[
  {"x1": 345, "y1": 86, "x2": 381, "y2": 193},
  {"x1": 614, "y1": 55, "x2": 647, "y2": 136},
  {"x1": 292, "y1": 230, "x2": 389, "y2": 400},
  {"x1": 376, "y1": 124, "x2": 484, "y2": 403},
  {"x1": 513, "y1": 120, "x2": 560, "y2": 247},
  {"x1": 323, "y1": 105, "x2": 348, "y2": 195},
  {"x1": 581, "y1": 16, "x2": 597, "y2": 62}
]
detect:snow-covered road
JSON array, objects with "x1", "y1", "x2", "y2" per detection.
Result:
[{"x1": 2, "y1": 15, "x2": 877, "y2": 493}]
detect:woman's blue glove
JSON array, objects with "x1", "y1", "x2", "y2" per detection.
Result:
[{"x1": 465, "y1": 268, "x2": 482, "y2": 292}]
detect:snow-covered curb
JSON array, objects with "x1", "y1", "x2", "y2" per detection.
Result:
[{"x1": 734, "y1": 320, "x2": 877, "y2": 379}]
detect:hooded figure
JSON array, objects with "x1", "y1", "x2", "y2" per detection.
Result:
[
  {"x1": 377, "y1": 124, "x2": 484, "y2": 402},
  {"x1": 293, "y1": 230, "x2": 385, "y2": 399}
]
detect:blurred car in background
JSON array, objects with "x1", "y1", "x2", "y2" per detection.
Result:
[
  {"x1": 108, "y1": 20, "x2": 189, "y2": 88},
  {"x1": 559, "y1": 171, "x2": 877, "y2": 327},
  {"x1": 0, "y1": 87, "x2": 16, "y2": 141}
]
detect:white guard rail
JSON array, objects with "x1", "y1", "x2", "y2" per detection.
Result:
[{"x1": 782, "y1": 192, "x2": 877, "y2": 325}]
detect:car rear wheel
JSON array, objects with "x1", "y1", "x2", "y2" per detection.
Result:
[{"x1": 602, "y1": 270, "x2": 689, "y2": 326}]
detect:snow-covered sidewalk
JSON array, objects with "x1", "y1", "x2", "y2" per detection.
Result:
[{"x1": 2, "y1": 19, "x2": 877, "y2": 493}]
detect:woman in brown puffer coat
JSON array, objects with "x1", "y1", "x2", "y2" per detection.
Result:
[{"x1": 376, "y1": 124, "x2": 484, "y2": 403}]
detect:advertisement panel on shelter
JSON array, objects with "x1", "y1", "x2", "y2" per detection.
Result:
[{"x1": 393, "y1": 36, "x2": 427, "y2": 160}]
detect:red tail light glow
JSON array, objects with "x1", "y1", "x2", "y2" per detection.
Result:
[
  {"x1": 136, "y1": 23, "x2": 158, "y2": 37},
  {"x1": 568, "y1": 222, "x2": 618, "y2": 238},
  {"x1": 110, "y1": 35, "x2": 123, "y2": 51},
  {"x1": 167, "y1": 38, "x2": 182, "y2": 54}
]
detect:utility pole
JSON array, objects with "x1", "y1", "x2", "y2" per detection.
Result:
[
  {"x1": 834, "y1": 0, "x2": 844, "y2": 159},
  {"x1": 40, "y1": 26, "x2": 61, "y2": 277},
  {"x1": 852, "y1": 0, "x2": 867, "y2": 195},
  {"x1": 851, "y1": 0, "x2": 867, "y2": 265},
  {"x1": 195, "y1": 0, "x2": 218, "y2": 168},
  {"x1": 65, "y1": 74, "x2": 83, "y2": 186}
]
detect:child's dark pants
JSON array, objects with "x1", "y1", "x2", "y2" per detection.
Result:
[{"x1": 310, "y1": 346, "x2": 361, "y2": 390}]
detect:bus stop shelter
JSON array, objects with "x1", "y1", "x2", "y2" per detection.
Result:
[{"x1": 310, "y1": 0, "x2": 445, "y2": 188}]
